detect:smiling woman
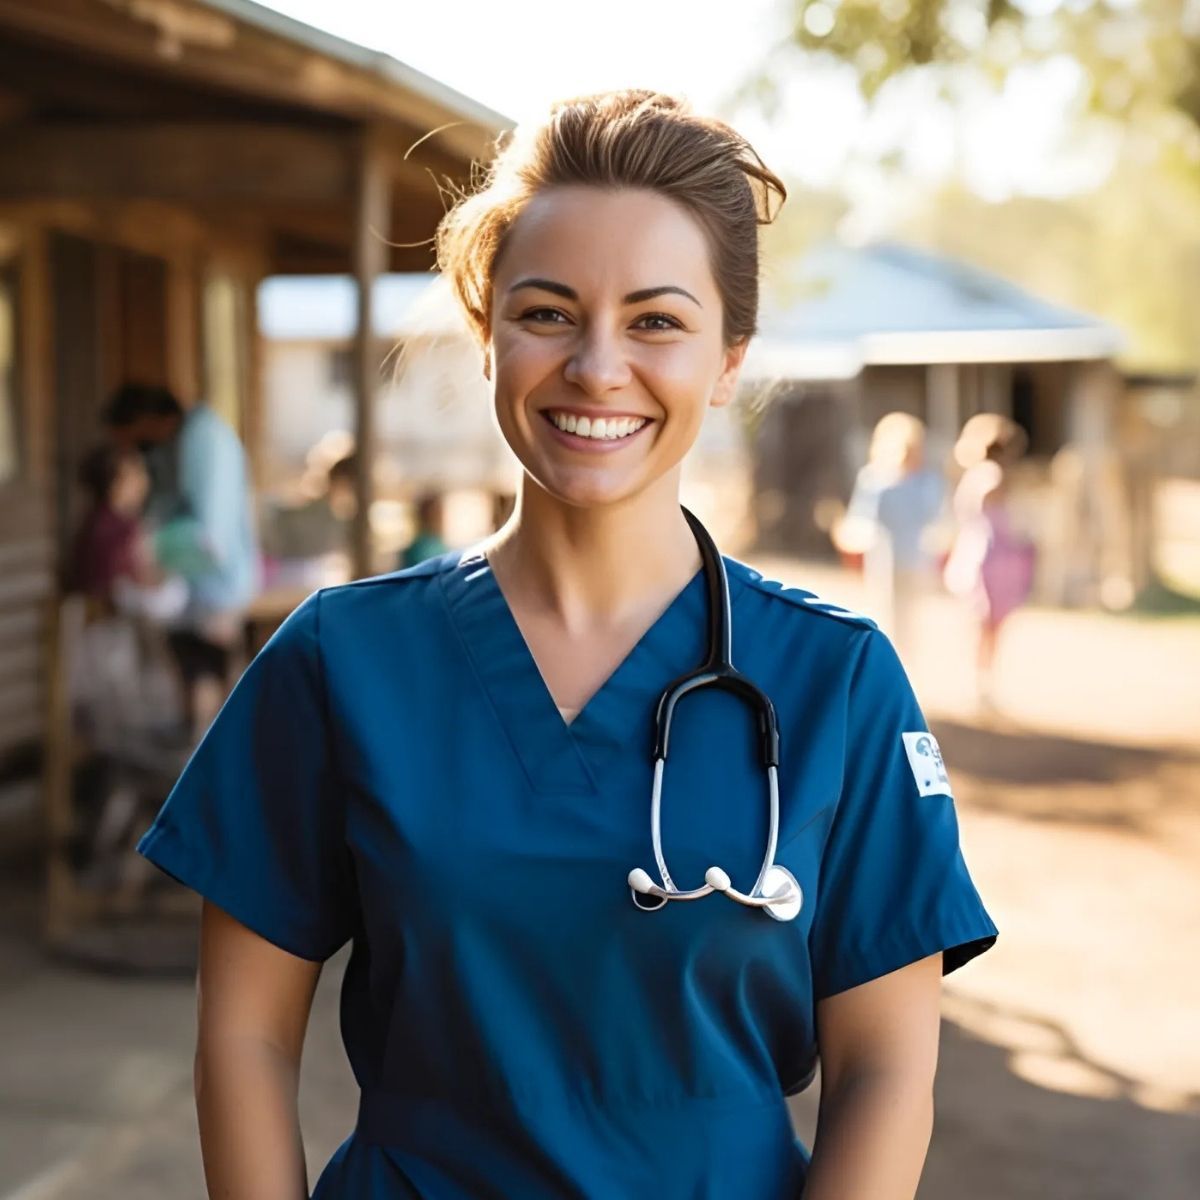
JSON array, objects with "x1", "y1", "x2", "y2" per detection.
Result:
[{"x1": 137, "y1": 89, "x2": 995, "y2": 1200}]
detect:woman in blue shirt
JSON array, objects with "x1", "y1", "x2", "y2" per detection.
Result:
[{"x1": 138, "y1": 89, "x2": 996, "y2": 1199}]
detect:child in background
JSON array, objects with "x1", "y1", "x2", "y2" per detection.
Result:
[
  {"x1": 73, "y1": 445, "x2": 150, "y2": 605},
  {"x1": 69, "y1": 446, "x2": 189, "y2": 875},
  {"x1": 72, "y1": 445, "x2": 187, "y2": 620},
  {"x1": 400, "y1": 492, "x2": 449, "y2": 568},
  {"x1": 944, "y1": 414, "x2": 1037, "y2": 709},
  {"x1": 835, "y1": 412, "x2": 945, "y2": 660}
]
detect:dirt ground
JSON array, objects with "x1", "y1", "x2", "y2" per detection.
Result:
[
  {"x1": 769, "y1": 558, "x2": 1200, "y2": 1200},
  {"x1": 2, "y1": 558, "x2": 1198, "y2": 1199}
]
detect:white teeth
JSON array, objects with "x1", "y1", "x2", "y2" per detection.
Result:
[{"x1": 548, "y1": 412, "x2": 647, "y2": 441}]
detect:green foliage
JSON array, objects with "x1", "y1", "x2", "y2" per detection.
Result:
[
  {"x1": 899, "y1": 154, "x2": 1200, "y2": 372},
  {"x1": 786, "y1": 0, "x2": 976, "y2": 94},
  {"x1": 746, "y1": 0, "x2": 1200, "y2": 371},
  {"x1": 780, "y1": 0, "x2": 1200, "y2": 130}
]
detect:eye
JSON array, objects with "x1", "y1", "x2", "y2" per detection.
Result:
[
  {"x1": 634, "y1": 312, "x2": 684, "y2": 332},
  {"x1": 519, "y1": 307, "x2": 571, "y2": 324}
]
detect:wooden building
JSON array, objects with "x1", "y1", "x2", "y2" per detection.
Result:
[
  {"x1": 744, "y1": 241, "x2": 1143, "y2": 603},
  {"x1": 0, "y1": 0, "x2": 506, "y2": 850}
]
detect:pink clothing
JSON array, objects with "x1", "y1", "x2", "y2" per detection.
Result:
[
  {"x1": 976, "y1": 503, "x2": 1036, "y2": 626},
  {"x1": 945, "y1": 463, "x2": 1036, "y2": 628}
]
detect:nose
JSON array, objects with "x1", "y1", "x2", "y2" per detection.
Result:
[{"x1": 562, "y1": 326, "x2": 632, "y2": 396}]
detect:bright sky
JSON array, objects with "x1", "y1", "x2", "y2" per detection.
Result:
[{"x1": 260, "y1": 0, "x2": 1110, "y2": 215}]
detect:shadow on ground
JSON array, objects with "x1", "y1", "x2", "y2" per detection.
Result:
[
  {"x1": 791, "y1": 1000, "x2": 1200, "y2": 1200},
  {"x1": 931, "y1": 718, "x2": 1200, "y2": 834}
]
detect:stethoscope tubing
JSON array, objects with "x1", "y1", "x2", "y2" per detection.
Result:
[{"x1": 628, "y1": 507, "x2": 802, "y2": 922}]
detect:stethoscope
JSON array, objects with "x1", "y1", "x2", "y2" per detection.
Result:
[{"x1": 627, "y1": 508, "x2": 803, "y2": 922}]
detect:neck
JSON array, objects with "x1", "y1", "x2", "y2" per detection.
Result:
[{"x1": 484, "y1": 472, "x2": 702, "y2": 632}]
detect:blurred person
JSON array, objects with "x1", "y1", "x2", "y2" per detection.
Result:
[
  {"x1": 833, "y1": 412, "x2": 945, "y2": 658},
  {"x1": 943, "y1": 413, "x2": 1037, "y2": 709},
  {"x1": 325, "y1": 450, "x2": 358, "y2": 520},
  {"x1": 398, "y1": 491, "x2": 448, "y2": 568},
  {"x1": 72, "y1": 443, "x2": 150, "y2": 604},
  {"x1": 104, "y1": 383, "x2": 260, "y2": 734},
  {"x1": 69, "y1": 444, "x2": 189, "y2": 879},
  {"x1": 72, "y1": 443, "x2": 188, "y2": 620},
  {"x1": 260, "y1": 451, "x2": 358, "y2": 584},
  {"x1": 136, "y1": 91, "x2": 995, "y2": 1200}
]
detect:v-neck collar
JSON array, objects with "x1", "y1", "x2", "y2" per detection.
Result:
[{"x1": 439, "y1": 549, "x2": 733, "y2": 796}]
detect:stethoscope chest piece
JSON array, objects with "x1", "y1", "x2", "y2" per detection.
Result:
[
  {"x1": 756, "y1": 865, "x2": 803, "y2": 923},
  {"x1": 626, "y1": 507, "x2": 804, "y2": 924}
]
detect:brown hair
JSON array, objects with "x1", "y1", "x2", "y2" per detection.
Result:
[{"x1": 436, "y1": 89, "x2": 786, "y2": 349}]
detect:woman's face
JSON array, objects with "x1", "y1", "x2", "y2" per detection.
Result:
[{"x1": 489, "y1": 185, "x2": 747, "y2": 509}]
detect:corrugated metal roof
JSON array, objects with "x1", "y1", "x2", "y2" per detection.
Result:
[{"x1": 753, "y1": 241, "x2": 1125, "y2": 374}]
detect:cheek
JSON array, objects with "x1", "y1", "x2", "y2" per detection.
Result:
[
  {"x1": 492, "y1": 333, "x2": 559, "y2": 403},
  {"x1": 636, "y1": 344, "x2": 720, "y2": 417}
]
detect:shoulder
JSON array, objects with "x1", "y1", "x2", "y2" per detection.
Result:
[
  {"x1": 181, "y1": 405, "x2": 241, "y2": 458},
  {"x1": 725, "y1": 556, "x2": 879, "y2": 638},
  {"x1": 261, "y1": 551, "x2": 463, "y2": 668},
  {"x1": 725, "y1": 558, "x2": 913, "y2": 713},
  {"x1": 304, "y1": 548, "x2": 465, "y2": 623}
]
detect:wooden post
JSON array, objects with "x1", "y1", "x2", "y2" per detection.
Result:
[
  {"x1": 980, "y1": 363, "x2": 1012, "y2": 417},
  {"x1": 926, "y1": 362, "x2": 960, "y2": 466},
  {"x1": 243, "y1": 269, "x2": 264, "y2": 486},
  {"x1": 350, "y1": 127, "x2": 391, "y2": 580}
]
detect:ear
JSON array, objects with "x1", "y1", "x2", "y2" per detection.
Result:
[{"x1": 710, "y1": 338, "x2": 749, "y2": 409}]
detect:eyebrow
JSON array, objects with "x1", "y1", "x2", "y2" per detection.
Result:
[{"x1": 508, "y1": 277, "x2": 702, "y2": 308}]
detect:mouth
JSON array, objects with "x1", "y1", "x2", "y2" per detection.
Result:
[{"x1": 540, "y1": 409, "x2": 651, "y2": 448}]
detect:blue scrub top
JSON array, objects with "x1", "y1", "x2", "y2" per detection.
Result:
[{"x1": 137, "y1": 550, "x2": 997, "y2": 1199}]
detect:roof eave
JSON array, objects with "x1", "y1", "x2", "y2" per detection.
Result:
[
  {"x1": 201, "y1": 0, "x2": 511, "y2": 152},
  {"x1": 859, "y1": 326, "x2": 1126, "y2": 366}
]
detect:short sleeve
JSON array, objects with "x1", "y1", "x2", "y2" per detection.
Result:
[
  {"x1": 809, "y1": 629, "x2": 997, "y2": 999},
  {"x1": 136, "y1": 591, "x2": 358, "y2": 961}
]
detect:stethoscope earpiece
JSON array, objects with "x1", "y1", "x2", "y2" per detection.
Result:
[
  {"x1": 704, "y1": 866, "x2": 731, "y2": 893},
  {"x1": 627, "y1": 508, "x2": 802, "y2": 924},
  {"x1": 627, "y1": 868, "x2": 656, "y2": 896}
]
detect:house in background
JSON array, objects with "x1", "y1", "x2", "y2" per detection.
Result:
[
  {"x1": 0, "y1": 0, "x2": 505, "y2": 935},
  {"x1": 257, "y1": 272, "x2": 511, "y2": 499},
  {"x1": 741, "y1": 240, "x2": 1173, "y2": 606}
]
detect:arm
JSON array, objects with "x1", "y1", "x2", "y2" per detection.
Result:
[
  {"x1": 803, "y1": 953, "x2": 943, "y2": 1200},
  {"x1": 195, "y1": 900, "x2": 323, "y2": 1200}
]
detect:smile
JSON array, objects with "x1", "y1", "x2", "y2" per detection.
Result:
[{"x1": 543, "y1": 410, "x2": 649, "y2": 442}]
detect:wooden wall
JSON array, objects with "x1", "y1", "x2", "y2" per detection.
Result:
[
  {"x1": 0, "y1": 204, "x2": 263, "y2": 833},
  {"x1": 0, "y1": 220, "x2": 53, "y2": 823}
]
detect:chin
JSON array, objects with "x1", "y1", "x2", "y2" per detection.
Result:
[{"x1": 542, "y1": 475, "x2": 641, "y2": 510}]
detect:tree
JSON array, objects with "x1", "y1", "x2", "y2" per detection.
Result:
[
  {"x1": 743, "y1": 0, "x2": 1200, "y2": 370},
  {"x1": 768, "y1": 0, "x2": 1199, "y2": 133}
]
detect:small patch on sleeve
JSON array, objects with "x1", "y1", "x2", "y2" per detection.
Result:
[{"x1": 901, "y1": 732, "x2": 953, "y2": 798}]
